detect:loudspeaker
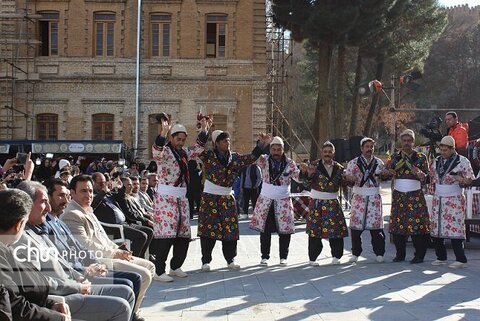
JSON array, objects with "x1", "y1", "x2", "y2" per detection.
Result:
[
  {"x1": 330, "y1": 139, "x2": 350, "y2": 163},
  {"x1": 349, "y1": 136, "x2": 364, "y2": 159},
  {"x1": 468, "y1": 116, "x2": 480, "y2": 140}
]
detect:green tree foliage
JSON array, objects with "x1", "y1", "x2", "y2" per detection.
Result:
[
  {"x1": 361, "y1": 1, "x2": 447, "y2": 137},
  {"x1": 272, "y1": 0, "x2": 447, "y2": 158}
]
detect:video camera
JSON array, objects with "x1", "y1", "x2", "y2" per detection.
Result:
[{"x1": 420, "y1": 117, "x2": 443, "y2": 142}]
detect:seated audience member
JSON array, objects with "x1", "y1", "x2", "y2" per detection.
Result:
[
  {"x1": 136, "y1": 176, "x2": 154, "y2": 214},
  {"x1": 61, "y1": 175, "x2": 156, "y2": 311},
  {"x1": 0, "y1": 189, "x2": 69, "y2": 321},
  {"x1": 114, "y1": 177, "x2": 154, "y2": 228},
  {"x1": 92, "y1": 173, "x2": 153, "y2": 258},
  {"x1": 35, "y1": 158, "x2": 56, "y2": 182},
  {"x1": 43, "y1": 178, "x2": 145, "y2": 320},
  {"x1": 146, "y1": 173, "x2": 158, "y2": 202},
  {"x1": 145, "y1": 161, "x2": 157, "y2": 175},
  {"x1": 9, "y1": 184, "x2": 135, "y2": 321}
]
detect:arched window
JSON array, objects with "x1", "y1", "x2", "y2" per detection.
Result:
[
  {"x1": 37, "y1": 113, "x2": 58, "y2": 140},
  {"x1": 151, "y1": 13, "x2": 171, "y2": 57},
  {"x1": 38, "y1": 11, "x2": 59, "y2": 56},
  {"x1": 94, "y1": 12, "x2": 116, "y2": 57},
  {"x1": 92, "y1": 113, "x2": 114, "y2": 140}
]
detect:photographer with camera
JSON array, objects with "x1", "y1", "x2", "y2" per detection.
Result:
[
  {"x1": 445, "y1": 111, "x2": 469, "y2": 156},
  {"x1": 1, "y1": 152, "x2": 35, "y2": 188}
]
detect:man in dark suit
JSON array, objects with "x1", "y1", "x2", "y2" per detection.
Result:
[
  {"x1": 91, "y1": 172, "x2": 153, "y2": 258},
  {"x1": 146, "y1": 173, "x2": 158, "y2": 202},
  {"x1": 0, "y1": 189, "x2": 68, "y2": 321},
  {"x1": 114, "y1": 177, "x2": 154, "y2": 228}
]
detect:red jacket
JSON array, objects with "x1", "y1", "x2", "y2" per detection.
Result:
[{"x1": 448, "y1": 122, "x2": 469, "y2": 150}]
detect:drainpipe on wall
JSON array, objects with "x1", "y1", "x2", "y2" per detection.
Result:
[{"x1": 134, "y1": 0, "x2": 142, "y2": 158}]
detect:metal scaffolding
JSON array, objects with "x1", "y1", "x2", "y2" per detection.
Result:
[
  {"x1": 266, "y1": 11, "x2": 311, "y2": 161},
  {"x1": 0, "y1": 0, "x2": 40, "y2": 140}
]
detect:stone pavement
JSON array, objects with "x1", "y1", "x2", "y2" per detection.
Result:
[{"x1": 141, "y1": 187, "x2": 480, "y2": 321}]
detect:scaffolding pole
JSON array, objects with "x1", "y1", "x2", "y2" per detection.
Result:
[{"x1": 0, "y1": 0, "x2": 39, "y2": 140}]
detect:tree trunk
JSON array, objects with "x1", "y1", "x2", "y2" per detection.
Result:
[
  {"x1": 363, "y1": 61, "x2": 384, "y2": 136},
  {"x1": 335, "y1": 44, "x2": 346, "y2": 138},
  {"x1": 349, "y1": 52, "x2": 362, "y2": 137},
  {"x1": 310, "y1": 42, "x2": 332, "y2": 160}
]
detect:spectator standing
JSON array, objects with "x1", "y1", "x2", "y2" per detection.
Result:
[
  {"x1": 445, "y1": 111, "x2": 469, "y2": 156},
  {"x1": 240, "y1": 164, "x2": 262, "y2": 216}
]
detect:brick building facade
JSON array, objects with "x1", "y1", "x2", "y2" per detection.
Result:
[{"x1": 3, "y1": 0, "x2": 267, "y2": 159}]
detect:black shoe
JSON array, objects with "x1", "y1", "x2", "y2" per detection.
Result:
[
  {"x1": 393, "y1": 257, "x2": 405, "y2": 262},
  {"x1": 132, "y1": 313, "x2": 145, "y2": 321},
  {"x1": 149, "y1": 254, "x2": 156, "y2": 263},
  {"x1": 410, "y1": 257, "x2": 424, "y2": 264}
]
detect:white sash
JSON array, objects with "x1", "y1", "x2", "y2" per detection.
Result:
[
  {"x1": 435, "y1": 184, "x2": 463, "y2": 197},
  {"x1": 260, "y1": 182, "x2": 290, "y2": 200},
  {"x1": 203, "y1": 180, "x2": 233, "y2": 196},
  {"x1": 394, "y1": 179, "x2": 421, "y2": 193},
  {"x1": 156, "y1": 183, "x2": 187, "y2": 198},
  {"x1": 310, "y1": 189, "x2": 338, "y2": 200},
  {"x1": 352, "y1": 186, "x2": 380, "y2": 196}
]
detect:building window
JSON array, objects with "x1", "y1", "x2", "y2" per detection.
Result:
[
  {"x1": 94, "y1": 13, "x2": 115, "y2": 57},
  {"x1": 37, "y1": 113, "x2": 58, "y2": 140},
  {"x1": 38, "y1": 12, "x2": 59, "y2": 56},
  {"x1": 206, "y1": 15, "x2": 227, "y2": 58},
  {"x1": 92, "y1": 113, "x2": 114, "y2": 140},
  {"x1": 210, "y1": 114, "x2": 228, "y2": 131},
  {"x1": 148, "y1": 113, "x2": 171, "y2": 157},
  {"x1": 151, "y1": 14, "x2": 171, "y2": 57}
]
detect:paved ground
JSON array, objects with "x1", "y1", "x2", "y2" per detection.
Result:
[{"x1": 141, "y1": 186, "x2": 480, "y2": 321}]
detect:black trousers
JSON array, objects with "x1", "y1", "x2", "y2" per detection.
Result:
[
  {"x1": 188, "y1": 195, "x2": 201, "y2": 219},
  {"x1": 260, "y1": 202, "x2": 291, "y2": 260},
  {"x1": 392, "y1": 234, "x2": 429, "y2": 260},
  {"x1": 124, "y1": 224, "x2": 153, "y2": 258},
  {"x1": 200, "y1": 237, "x2": 237, "y2": 264},
  {"x1": 350, "y1": 229, "x2": 386, "y2": 257},
  {"x1": 261, "y1": 233, "x2": 291, "y2": 260},
  {"x1": 92, "y1": 270, "x2": 141, "y2": 304},
  {"x1": 242, "y1": 188, "x2": 259, "y2": 214},
  {"x1": 152, "y1": 237, "x2": 190, "y2": 275},
  {"x1": 308, "y1": 237, "x2": 344, "y2": 261},
  {"x1": 433, "y1": 237, "x2": 467, "y2": 263}
]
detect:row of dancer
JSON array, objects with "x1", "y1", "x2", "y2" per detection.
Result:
[{"x1": 149, "y1": 117, "x2": 474, "y2": 282}]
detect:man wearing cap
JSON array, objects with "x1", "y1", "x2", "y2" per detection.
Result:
[
  {"x1": 303, "y1": 141, "x2": 348, "y2": 265},
  {"x1": 385, "y1": 129, "x2": 430, "y2": 263},
  {"x1": 150, "y1": 117, "x2": 212, "y2": 282},
  {"x1": 345, "y1": 137, "x2": 387, "y2": 263},
  {"x1": 249, "y1": 136, "x2": 303, "y2": 266},
  {"x1": 429, "y1": 136, "x2": 474, "y2": 268},
  {"x1": 197, "y1": 130, "x2": 271, "y2": 271}
]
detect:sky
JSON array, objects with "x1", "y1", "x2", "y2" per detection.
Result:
[{"x1": 439, "y1": 0, "x2": 480, "y2": 7}]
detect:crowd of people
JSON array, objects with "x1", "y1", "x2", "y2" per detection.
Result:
[{"x1": 0, "y1": 111, "x2": 478, "y2": 321}]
